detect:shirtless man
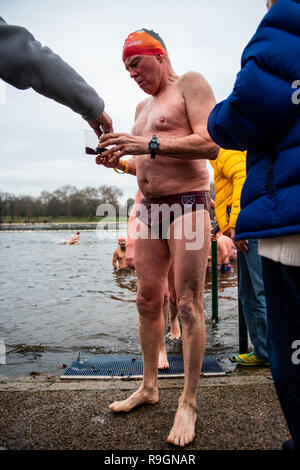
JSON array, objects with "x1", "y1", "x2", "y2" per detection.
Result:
[
  {"x1": 210, "y1": 231, "x2": 232, "y2": 272},
  {"x1": 97, "y1": 28, "x2": 218, "y2": 447},
  {"x1": 112, "y1": 236, "x2": 128, "y2": 270}
]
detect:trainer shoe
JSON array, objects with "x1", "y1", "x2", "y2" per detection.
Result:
[
  {"x1": 235, "y1": 352, "x2": 268, "y2": 366},
  {"x1": 220, "y1": 263, "x2": 232, "y2": 273}
]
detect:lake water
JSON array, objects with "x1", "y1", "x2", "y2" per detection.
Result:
[{"x1": 0, "y1": 230, "x2": 241, "y2": 377}]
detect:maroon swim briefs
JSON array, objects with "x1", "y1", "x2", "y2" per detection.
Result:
[{"x1": 136, "y1": 190, "x2": 210, "y2": 239}]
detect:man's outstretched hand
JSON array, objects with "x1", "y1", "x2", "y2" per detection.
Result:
[
  {"x1": 98, "y1": 133, "x2": 148, "y2": 158},
  {"x1": 88, "y1": 111, "x2": 113, "y2": 138}
]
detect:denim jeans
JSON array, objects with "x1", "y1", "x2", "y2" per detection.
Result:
[
  {"x1": 237, "y1": 239, "x2": 268, "y2": 360},
  {"x1": 262, "y1": 257, "x2": 300, "y2": 449}
]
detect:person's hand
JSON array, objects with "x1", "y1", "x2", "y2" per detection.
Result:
[
  {"x1": 95, "y1": 152, "x2": 123, "y2": 168},
  {"x1": 234, "y1": 239, "x2": 248, "y2": 251},
  {"x1": 88, "y1": 111, "x2": 113, "y2": 139},
  {"x1": 231, "y1": 228, "x2": 248, "y2": 251},
  {"x1": 97, "y1": 133, "x2": 148, "y2": 160},
  {"x1": 126, "y1": 243, "x2": 135, "y2": 269}
]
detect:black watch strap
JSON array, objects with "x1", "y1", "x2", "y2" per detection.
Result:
[{"x1": 148, "y1": 135, "x2": 160, "y2": 159}]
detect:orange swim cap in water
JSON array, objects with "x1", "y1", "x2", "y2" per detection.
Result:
[{"x1": 122, "y1": 29, "x2": 168, "y2": 62}]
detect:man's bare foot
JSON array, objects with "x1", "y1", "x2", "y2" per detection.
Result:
[
  {"x1": 167, "y1": 401, "x2": 197, "y2": 447},
  {"x1": 170, "y1": 317, "x2": 181, "y2": 340},
  {"x1": 109, "y1": 386, "x2": 159, "y2": 413},
  {"x1": 158, "y1": 349, "x2": 170, "y2": 369}
]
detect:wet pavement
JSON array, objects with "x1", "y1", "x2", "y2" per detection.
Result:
[{"x1": 0, "y1": 366, "x2": 290, "y2": 451}]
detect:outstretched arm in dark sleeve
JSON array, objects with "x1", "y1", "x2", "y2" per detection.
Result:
[{"x1": 0, "y1": 17, "x2": 113, "y2": 135}]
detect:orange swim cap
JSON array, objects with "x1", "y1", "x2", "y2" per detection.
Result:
[
  {"x1": 118, "y1": 236, "x2": 126, "y2": 242},
  {"x1": 122, "y1": 29, "x2": 168, "y2": 62}
]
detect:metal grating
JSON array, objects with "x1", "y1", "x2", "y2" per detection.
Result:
[{"x1": 61, "y1": 355, "x2": 225, "y2": 379}]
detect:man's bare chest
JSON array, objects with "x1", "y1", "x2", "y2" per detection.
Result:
[
  {"x1": 117, "y1": 249, "x2": 126, "y2": 260},
  {"x1": 132, "y1": 88, "x2": 188, "y2": 137}
]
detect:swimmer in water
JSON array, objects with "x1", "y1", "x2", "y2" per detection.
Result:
[
  {"x1": 67, "y1": 231, "x2": 80, "y2": 245},
  {"x1": 208, "y1": 230, "x2": 232, "y2": 273},
  {"x1": 113, "y1": 236, "x2": 129, "y2": 270}
]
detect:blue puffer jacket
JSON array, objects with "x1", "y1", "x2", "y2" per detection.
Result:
[{"x1": 207, "y1": 0, "x2": 300, "y2": 241}]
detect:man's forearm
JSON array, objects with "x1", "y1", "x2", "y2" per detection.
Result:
[
  {"x1": 99, "y1": 132, "x2": 218, "y2": 162},
  {"x1": 158, "y1": 134, "x2": 219, "y2": 160}
]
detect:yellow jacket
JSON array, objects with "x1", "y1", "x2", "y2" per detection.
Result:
[{"x1": 210, "y1": 148, "x2": 246, "y2": 237}]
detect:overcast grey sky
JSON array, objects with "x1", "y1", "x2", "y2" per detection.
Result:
[{"x1": 0, "y1": 0, "x2": 267, "y2": 200}]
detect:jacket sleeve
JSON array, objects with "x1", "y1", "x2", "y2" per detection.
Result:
[
  {"x1": 207, "y1": 50, "x2": 299, "y2": 151},
  {"x1": 207, "y1": 94, "x2": 265, "y2": 151},
  {"x1": 0, "y1": 17, "x2": 104, "y2": 121},
  {"x1": 221, "y1": 150, "x2": 246, "y2": 230}
]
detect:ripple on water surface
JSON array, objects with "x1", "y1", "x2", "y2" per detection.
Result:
[{"x1": 0, "y1": 231, "x2": 241, "y2": 376}]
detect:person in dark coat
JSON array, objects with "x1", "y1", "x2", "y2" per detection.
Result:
[{"x1": 207, "y1": 0, "x2": 300, "y2": 450}]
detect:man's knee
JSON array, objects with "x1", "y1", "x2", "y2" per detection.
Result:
[
  {"x1": 137, "y1": 292, "x2": 163, "y2": 318},
  {"x1": 177, "y1": 297, "x2": 201, "y2": 323}
]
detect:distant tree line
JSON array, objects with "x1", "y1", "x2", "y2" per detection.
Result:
[
  {"x1": 0, "y1": 185, "x2": 135, "y2": 223},
  {"x1": 0, "y1": 182, "x2": 215, "y2": 223}
]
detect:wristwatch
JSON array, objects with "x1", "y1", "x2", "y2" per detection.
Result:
[{"x1": 148, "y1": 135, "x2": 160, "y2": 159}]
